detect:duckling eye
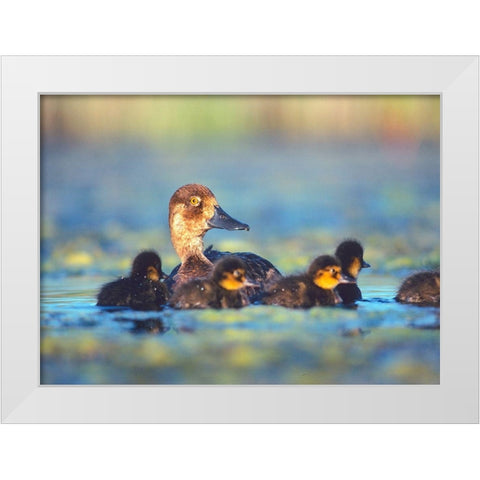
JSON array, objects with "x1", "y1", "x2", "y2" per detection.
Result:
[
  {"x1": 190, "y1": 196, "x2": 201, "y2": 206},
  {"x1": 233, "y1": 269, "x2": 242, "y2": 278}
]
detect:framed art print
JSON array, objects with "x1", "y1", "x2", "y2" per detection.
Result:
[{"x1": 1, "y1": 56, "x2": 478, "y2": 423}]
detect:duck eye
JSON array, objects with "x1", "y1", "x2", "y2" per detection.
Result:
[
  {"x1": 190, "y1": 196, "x2": 201, "y2": 206},
  {"x1": 233, "y1": 269, "x2": 241, "y2": 278}
]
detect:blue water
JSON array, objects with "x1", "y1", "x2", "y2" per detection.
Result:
[
  {"x1": 40, "y1": 273, "x2": 439, "y2": 385},
  {"x1": 40, "y1": 139, "x2": 440, "y2": 384}
]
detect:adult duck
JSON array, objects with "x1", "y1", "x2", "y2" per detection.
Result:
[{"x1": 164, "y1": 183, "x2": 281, "y2": 299}]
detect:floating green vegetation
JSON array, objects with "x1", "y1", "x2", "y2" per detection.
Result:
[
  {"x1": 40, "y1": 272, "x2": 440, "y2": 386},
  {"x1": 40, "y1": 121, "x2": 440, "y2": 385}
]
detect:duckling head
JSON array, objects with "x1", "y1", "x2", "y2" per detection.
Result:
[
  {"x1": 213, "y1": 256, "x2": 258, "y2": 291},
  {"x1": 335, "y1": 239, "x2": 370, "y2": 280},
  {"x1": 308, "y1": 255, "x2": 354, "y2": 290},
  {"x1": 169, "y1": 184, "x2": 249, "y2": 261},
  {"x1": 131, "y1": 251, "x2": 168, "y2": 281}
]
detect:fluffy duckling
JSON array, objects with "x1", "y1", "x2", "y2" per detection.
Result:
[
  {"x1": 165, "y1": 183, "x2": 282, "y2": 298},
  {"x1": 97, "y1": 251, "x2": 168, "y2": 310},
  {"x1": 261, "y1": 255, "x2": 353, "y2": 308},
  {"x1": 169, "y1": 256, "x2": 257, "y2": 309},
  {"x1": 335, "y1": 239, "x2": 370, "y2": 304},
  {"x1": 395, "y1": 271, "x2": 440, "y2": 306}
]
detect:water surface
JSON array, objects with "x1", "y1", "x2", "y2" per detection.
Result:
[
  {"x1": 40, "y1": 139, "x2": 440, "y2": 384},
  {"x1": 41, "y1": 273, "x2": 439, "y2": 384}
]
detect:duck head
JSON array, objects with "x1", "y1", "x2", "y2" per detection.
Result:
[
  {"x1": 131, "y1": 250, "x2": 168, "y2": 281},
  {"x1": 308, "y1": 255, "x2": 354, "y2": 290},
  {"x1": 335, "y1": 239, "x2": 370, "y2": 280},
  {"x1": 213, "y1": 256, "x2": 259, "y2": 291},
  {"x1": 169, "y1": 184, "x2": 249, "y2": 262}
]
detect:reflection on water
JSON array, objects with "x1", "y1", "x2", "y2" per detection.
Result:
[
  {"x1": 40, "y1": 139, "x2": 439, "y2": 384},
  {"x1": 40, "y1": 274, "x2": 439, "y2": 385}
]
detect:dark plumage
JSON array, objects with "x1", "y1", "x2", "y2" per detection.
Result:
[
  {"x1": 334, "y1": 239, "x2": 370, "y2": 304},
  {"x1": 167, "y1": 245, "x2": 280, "y2": 301},
  {"x1": 97, "y1": 251, "x2": 169, "y2": 310},
  {"x1": 395, "y1": 271, "x2": 440, "y2": 306},
  {"x1": 169, "y1": 256, "x2": 257, "y2": 309},
  {"x1": 165, "y1": 183, "x2": 282, "y2": 299},
  {"x1": 261, "y1": 255, "x2": 352, "y2": 308}
]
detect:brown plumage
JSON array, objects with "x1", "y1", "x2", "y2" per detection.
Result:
[
  {"x1": 164, "y1": 184, "x2": 282, "y2": 300},
  {"x1": 261, "y1": 255, "x2": 352, "y2": 308},
  {"x1": 395, "y1": 271, "x2": 440, "y2": 306},
  {"x1": 169, "y1": 256, "x2": 257, "y2": 309}
]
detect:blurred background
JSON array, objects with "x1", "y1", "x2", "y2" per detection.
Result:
[
  {"x1": 41, "y1": 95, "x2": 440, "y2": 276},
  {"x1": 40, "y1": 95, "x2": 440, "y2": 385}
]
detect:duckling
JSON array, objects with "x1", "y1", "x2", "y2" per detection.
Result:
[
  {"x1": 169, "y1": 256, "x2": 257, "y2": 309},
  {"x1": 165, "y1": 183, "x2": 282, "y2": 299},
  {"x1": 395, "y1": 271, "x2": 440, "y2": 306},
  {"x1": 97, "y1": 251, "x2": 169, "y2": 310},
  {"x1": 261, "y1": 255, "x2": 353, "y2": 308},
  {"x1": 168, "y1": 278, "x2": 216, "y2": 309},
  {"x1": 334, "y1": 239, "x2": 370, "y2": 304}
]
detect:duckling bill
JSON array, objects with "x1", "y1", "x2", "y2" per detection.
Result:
[
  {"x1": 261, "y1": 255, "x2": 353, "y2": 308},
  {"x1": 335, "y1": 239, "x2": 370, "y2": 304},
  {"x1": 169, "y1": 256, "x2": 257, "y2": 309},
  {"x1": 97, "y1": 251, "x2": 169, "y2": 310},
  {"x1": 165, "y1": 183, "x2": 282, "y2": 297}
]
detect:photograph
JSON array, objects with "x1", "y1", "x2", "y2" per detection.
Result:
[{"x1": 40, "y1": 94, "x2": 440, "y2": 384}]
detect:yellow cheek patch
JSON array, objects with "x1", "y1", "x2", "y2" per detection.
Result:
[
  {"x1": 147, "y1": 266, "x2": 160, "y2": 281},
  {"x1": 314, "y1": 268, "x2": 341, "y2": 290},
  {"x1": 348, "y1": 257, "x2": 361, "y2": 279},
  {"x1": 219, "y1": 273, "x2": 245, "y2": 291}
]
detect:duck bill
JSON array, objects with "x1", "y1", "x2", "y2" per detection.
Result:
[
  {"x1": 361, "y1": 260, "x2": 371, "y2": 268},
  {"x1": 338, "y1": 273, "x2": 356, "y2": 284},
  {"x1": 243, "y1": 280, "x2": 260, "y2": 289},
  {"x1": 160, "y1": 271, "x2": 169, "y2": 280},
  {"x1": 207, "y1": 205, "x2": 250, "y2": 231}
]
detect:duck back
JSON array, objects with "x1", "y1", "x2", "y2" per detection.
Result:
[
  {"x1": 169, "y1": 279, "x2": 216, "y2": 309},
  {"x1": 262, "y1": 272, "x2": 339, "y2": 308},
  {"x1": 97, "y1": 276, "x2": 168, "y2": 310},
  {"x1": 168, "y1": 278, "x2": 248, "y2": 309},
  {"x1": 395, "y1": 271, "x2": 440, "y2": 306},
  {"x1": 204, "y1": 246, "x2": 281, "y2": 298},
  {"x1": 262, "y1": 275, "x2": 308, "y2": 308},
  {"x1": 129, "y1": 278, "x2": 169, "y2": 311},
  {"x1": 262, "y1": 275, "x2": 336, "y2": 308},
  {"x1": 97, "y1": 277, "x2": 133, "y2": 307},
  {"x1": 166, "y1": 246, "x2": 282, "y2": 301}
]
